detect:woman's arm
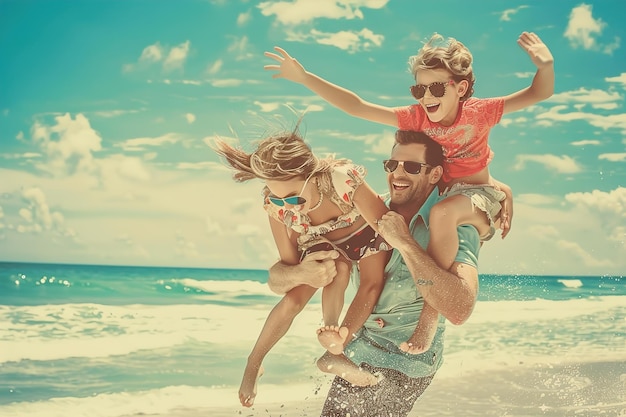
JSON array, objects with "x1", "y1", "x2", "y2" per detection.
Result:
[
  {"x1": 351, "y1": 181, "x2": 389, "y2": 234},
  {"x1": 265, "y1": 47, "x2": 399, "y2": 127}
]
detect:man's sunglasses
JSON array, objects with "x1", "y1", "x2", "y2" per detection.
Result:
[
  {"x1": 267, "y1": 174, "x2": 313, "y2": 207},
  {"x1": 383, "y1": 159, "x2": 431, "y2": 175},
  {"x1": 410, "y1": 80, "x2": 454, "y2": 100}
]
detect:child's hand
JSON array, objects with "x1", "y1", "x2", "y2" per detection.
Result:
[
  {"x1": 264, "y1": 46, "x2": 308, "y2": 84},
  {"x1": 517, "y1": 32, "x2": 554, "y2": 69},
  {"x1": 498, "y1": 184, "x2": 514, "y2": 239}
]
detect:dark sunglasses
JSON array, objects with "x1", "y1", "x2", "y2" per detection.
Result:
[
  {"x1": 383, "y1": 159, "x2": 431, "y2": 175},
  {"x1": 410, "y1": 80, "x2": 454, "y2": 100},
  {"x1": 267, "y1": 174, "x2": 313, "y2": 207}
]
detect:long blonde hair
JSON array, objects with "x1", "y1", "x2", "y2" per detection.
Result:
[{"x1": 213, "y1": 125, "x2": 342, "y2": 183}]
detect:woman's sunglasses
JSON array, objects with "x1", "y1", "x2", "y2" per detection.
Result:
[
  {"x1": 410, "y1": 80, "x2": 454, "y2": 100},
  {"x1": 267, "y1": 174, "x2": 313, "y2": 207},
  {"x1": 383, "y1": 159, "x2": 431, "y2": 175}
]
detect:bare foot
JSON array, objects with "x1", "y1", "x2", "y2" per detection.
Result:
[
  {"x1": 317, "y1": 325, "x2": 349, "y2": 355},
  {"x1": 238, "y1": 364, "x2": 264, "y2": 407},
  {"x1": 316, "y1": 351, "x2": 383, "y2": 387},
  {"x1": 399, "y1": 340, "x2": 429, "y2": 355}
]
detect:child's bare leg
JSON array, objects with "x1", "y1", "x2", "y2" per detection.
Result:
[
  {"x1": 239, "y1": 285, "x2": 317, "y2": 407},
  {"x1": 400, "y1": 301, "x2": 439, "y2": 354},
  {"x1": 317, "y1": 259, "x2": 351, "y2": 355},
  {"x1": 316, "y1": 351, "x2": 382, "y2": 386},
  {"x1": 427, "y1": 195, "x2": 490, "y2": 270}
]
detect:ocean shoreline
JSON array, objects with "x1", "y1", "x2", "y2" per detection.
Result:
[{"x1": 113, "y1": 359, "x2": 626, "y2": 417}]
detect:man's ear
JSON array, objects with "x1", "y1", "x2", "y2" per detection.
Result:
[{"x1": 429, "y1": 165, "x2": 444, "y2": 184}]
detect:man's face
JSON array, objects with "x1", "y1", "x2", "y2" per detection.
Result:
[{"x1": 386, "y1": 143, "x2": 439, "y2": 208}]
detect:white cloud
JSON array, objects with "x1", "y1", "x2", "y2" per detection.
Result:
[
  {"x1": 564, "y1": 3, "x2": 620, "y2": 54},
  {"x1": 513, "y1": 71, "x2": 534, "y2": 79},
  {"x1": 140, "y1": 42, "x2": 164, "y2": 63},
  {"x1": 117, "y1": 133, "x2": 182, "y2": 151},
  {"x1": 513, "y1": 154, "x2": 582, "y2": 174},
  {"x1": 16, "y1": 187, "x2": 74, "y2": 237},
  {"x1": 227, "y1": 36, "x2": 254, "y2": 61},
  {"x1": 286, "y1": 28, "x2": 384, "y2": 53},
  {"x1": 537, "y1": 105, "x2": 626, "y2": 134},
  {"x1": 164, "y1": 41, "x2": 191, "y2": 71},
  {"x1": 565, "y1": 187, "x2": 626, "y2": 217},
  {"x1": 185, "y1": 113, "x2": 196, "y2": 124},
  {"x1": 570, "y1": 139, "x2": 600, "y2": 146},
  {"x1": 207, "y1": 59, "x2": 223, "y2": 75},
  {"x1": 234, "y1": 223, "x2": 261, "y2": 237},
  {"x1": 516, "y1": 193, "x2": 558, "y2": 206},
  {"x1": 555, "y1": 240, "x2": 614, "y2": 267},
  {"x1": 254, "y1": 101, "x2": 281, "y2": 113},
  {"x1": 319, "y1": 28, "x2": 383, "y2": 52},
  {"x1": 30, "y1": 113, "x2": 102, "y2": 176},
  {"x1": 211, "y1": 78, "x2": 244, "y2": 87},
  {"x1": 606, "y1": 73, "x2": 626, "y2": 88},
  {"x1": 548, "y1": 88, "x2": 622, "y2": 105},
  {"x1": 125, "y1": 41, "x2": 192, "y2": 72},
  {"x1": 592, "y1": 102, "x2": 619, "y2": 110},
  {"x1": 497, "y1": 5, "x2": 528, "y2": 22},
  {"x1": 91, "y1": 109, "x2": 142, "y2": 118},
  {"x1": 599, "y1": 153, "x2": 626, "y2": 162},
  {"x1": 176, "y1": 162, "x2": 222, "y2": 170},
  {"x1": 237, "y1": 10, "x2": 252, "y2": 26},
  {"x1": 258, "y1": 0, "x2": 389, "y2": 25},
  {"x1": 206, "y1": 216, "x2": 223, "y2": 234},
  {"x1": 175, "y1": 231, "x2": 200, "y2": 258},
  {"x1": 105, "y1": 155, "x2": 151, "y2": 182}
]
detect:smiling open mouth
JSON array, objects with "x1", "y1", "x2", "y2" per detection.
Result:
[{"x1": 425, "y1": 103, "x2": 440, "y2": 113}]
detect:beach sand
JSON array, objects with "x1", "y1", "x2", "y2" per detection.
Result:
[{"x1": 120, "y1": 360, "x2": 626, "y2": 417}]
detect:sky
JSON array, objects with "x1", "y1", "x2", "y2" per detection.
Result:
[{"x1": 0, "y1": 0, "x2": 624, "y2": 276}]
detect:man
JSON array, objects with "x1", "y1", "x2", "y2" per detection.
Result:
[{"x1": 268, "y1": 130, "x2": 485, "y2": 416}]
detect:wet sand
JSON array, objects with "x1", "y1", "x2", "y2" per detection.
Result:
[{"x1": 120, "y1": 360, "x2": 626, "y2": 417}]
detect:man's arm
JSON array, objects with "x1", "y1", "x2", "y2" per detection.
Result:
[
  {"x1": 378, "y1": 211, "x2": 478, "y2": 325},
  {"x1": 267, "y1": 250, "x2": 339, "y2": 294}
]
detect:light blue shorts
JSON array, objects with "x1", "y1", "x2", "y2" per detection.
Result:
[{"x1": 440, "y1": 183, "x2": 506, "y2": 241}]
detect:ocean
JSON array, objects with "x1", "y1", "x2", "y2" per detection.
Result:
[{"x1": 0, "y1": 262, "x2": 625, "y2": 417}]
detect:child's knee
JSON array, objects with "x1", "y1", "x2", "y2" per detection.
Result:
[{"x1": 279, "y1": 293, "x2": 307, "y2": 315}]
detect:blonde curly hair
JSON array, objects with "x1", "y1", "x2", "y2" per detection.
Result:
[{"x1": 408, "y1": 33, "x2": 475, "y2": 101}]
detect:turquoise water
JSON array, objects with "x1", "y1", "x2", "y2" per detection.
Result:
[{"x1": 0, "y1": 262, "x2": 624, "y2": 416}]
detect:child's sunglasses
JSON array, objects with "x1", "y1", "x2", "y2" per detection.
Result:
[
  {"x1": 410, "y1": 80, "x2": 454, "y2": 100},
  {"x1": 383, "y1": 159, "x2": 431, "y2": 175}
]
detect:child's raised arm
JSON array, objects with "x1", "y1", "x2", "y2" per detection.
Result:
[
  {"x1": 264, "y1": 46, "x2": 399, "y2": 127},
  {"x1": 502, "y1": 32, "x2": 555, "y2": 114}
]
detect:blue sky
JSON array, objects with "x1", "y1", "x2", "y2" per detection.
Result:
[{"x1": 0, "y1": 0, "x2": 624, "y2": 275}]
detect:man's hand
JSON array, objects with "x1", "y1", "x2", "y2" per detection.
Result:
[
  {"x1": 268, "y1": 250, "x2": 339, "y2": 294},
  {"x1": 376, "y1": 211, "x2": 413, "y2": 249},
  {"x1": 518, "y1": 32, "x2": 554, "y2": 69},
  {"x1": 264, "y1": 47, "x2": 308, "y2": 84},
  {"x1": 299, "y1": 250, "x2": 339, "y2": 288}
]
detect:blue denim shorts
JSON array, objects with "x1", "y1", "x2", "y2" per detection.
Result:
[{"x1": 441, "y1": 183, "x2": 506, "y2": 241}]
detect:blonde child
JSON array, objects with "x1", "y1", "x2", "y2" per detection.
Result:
[
  {"x1": 264, "y1": 31, "x2": 554, "y2": 354},
  {"x1": 214, "y1": 126, "x2": 391, "y2": 406}
]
